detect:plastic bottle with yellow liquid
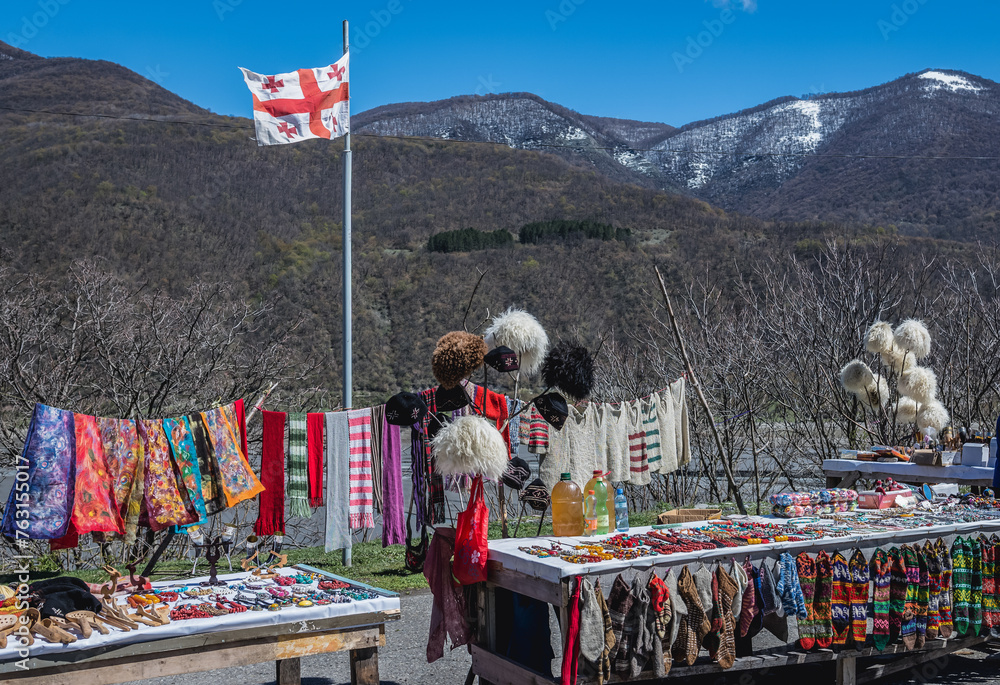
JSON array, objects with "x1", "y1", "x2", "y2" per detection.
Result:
[{"x1": 551, "y1": 473, "x2": 584, "y2": 536}]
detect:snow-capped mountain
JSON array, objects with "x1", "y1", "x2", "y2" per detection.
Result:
[{"x1": 356, "y1": 70, "x2": 1000, "y2": 238}]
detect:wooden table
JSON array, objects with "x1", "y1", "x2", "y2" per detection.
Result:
[
  {"x1": 823, "y1": 458, "x2": 994, "y2": 489},
  {"x1": 472, "y1": 519, "x2": 1000, "y2": 685},
  {"x1": 0, "y1": 566, "x2": 400, "y2": 685}
]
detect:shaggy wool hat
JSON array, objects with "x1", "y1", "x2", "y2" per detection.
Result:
[
  {"x1": 534, "y1": 392, "x2": 569, "y2": 430},
  {"x1": 435, "y1": 384, "x2": 470, "y2": 412},
  {"x1": 840, "y1": 360, "x2": 874, "y2": 394},
  {"x1": 484, "y1": 345, "x2": 519, "y2": 372},
  {"x1": 542, "y1": 341, "x2": 595, "y2": 400},
  {"x1": 856, "y1": 375, "x2": 889, "y2": 409},
  {"x1": 881, "y1": 343, "x2": 916, "y2": 376},
  {"x1": 520, "y1": 478, "x2": 550, "y2": 512},
  {"x1": 898, "y1": 367, "x2": 937, "y2": 405},
  {"x1": 432, "y1": 331, "x2": 488, "y2": 390},
  {"x1": 501, "y1": 456, "x2": 531, "y2": 490},
  {"x1": 484, "y1": 308, "x2": 549, "y2": 377},
  {"x1": 384, "y1": 392, "x2": 428, "y2": 426},
  {"x1": 917, "y1": 400, "x2": 949, "y2": 432},
  {"x1": 431, "y1": 414, "x2": 508, "y2": 480},
  {"x1": 894, "y1": 396, "x2": 918, "y2": 424},
  {"x1": 865, "y1": 321, "x2": 895, "y2": 355},
  {"x1": 894, "y1": 319, "x2": 931, "y2": 360}
]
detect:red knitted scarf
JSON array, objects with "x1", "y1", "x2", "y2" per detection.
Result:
[{"x1": 254, "y1": 410, "x2": 286, "y2": 536}]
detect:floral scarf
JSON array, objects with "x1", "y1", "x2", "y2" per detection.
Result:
[
  {"x1": 163, "y1": 416, "x2": 208, "y2": 527},
  {"x1": 201, "y1": 403, "x2": 264, "y2": 508},
  {"x1": 71, "y1": 413, "x2": 123, "y2": 534},
  {"x1": 1, "y1": 404, "x2": 76, "y2": 540},
  {"x1": 97, "y1": 417, "x2": 144, "y2": 541},
  {"x1": 138, "y1": 419, "x2": 197, "y2": 531},
  {"x1": 187, "y1": 414, "x2": 224, "y2": 515}
]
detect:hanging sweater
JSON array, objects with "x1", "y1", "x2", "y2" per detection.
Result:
[
  {"x1": 641, "y1": 394, "x2": 663, "y2": 474},
  {"x1": 540, "y1": 404, "x2": 600, "y2": 490},
  {"x1": 626, "y1": 399, "x2": 651, "y2": 486},
  {"x1": 603, "y1": 403, "x2": 631, "y2": 483},
  {"x1": 669, "y1": 378, "x2": 691, "y2": 468},
  {"x1": 656, "y1": 388, "x2": 678, "y2": 475}
]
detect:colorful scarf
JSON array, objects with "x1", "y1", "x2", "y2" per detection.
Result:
[
  {"x1": 97, "y1": 417, "x2": 142, "y2": 533},
  {"x1": 163, "y1": 416, "x2": 208, "y2": 527},
  {"x1": 255, "y1": 410, "x2": 286, "y2": 536},
  {"x1": 370, "y1": 405, "x2": 385, "y2": 511},
  {"x1": 324, "y1": 411, "x2": 351, "y2": 552},
  {"x1": 187, "y1": 414, "x2": 223, "y2": 515},
  {"x1": 233, "y1": 398, "x2": 248, "y2": 463},
  {"x1": 71, "y1": 413, "x2": 122, "y2": 534},
  {"x1": 952, "y1": 537, "x2": 971, "y2": 635},
  {"x1": 200, "y1": 404, "x2": 265, "y2": 508},
  {"x1": 307, "y1": 412, "x2": 325, "y2": 507},
  {"x1": 382, "y1": 417, "x2": 405, "y2": 547},
  {"x1": 527, "y1": 405, "x2": 549, "y2": 454},
  {"x1": 1, "y1": 404, "x2": 76, "y2": 540},
  {"x1": 138, "y1": 419, "x2": 196, "y2": 531},
  {"x1": 347, "y1": 408, "x2": 375, "y2": 529},
  {"x1": 417, "y1": 387, "x2": 445, "y2": 525},
  {"x1": 287, "y1": 412, "x2": 310, "y2": 517}
]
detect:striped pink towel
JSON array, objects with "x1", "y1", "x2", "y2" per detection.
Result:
[{"x1": 347, "y1": 409, "x2": 375, "y2": 529}]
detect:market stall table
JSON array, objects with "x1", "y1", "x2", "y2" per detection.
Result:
[
  {"x1": 823, "y1": 458, "x2": 993, "y2": 488},
  {"x1": 473, "y1": 517, "x2": 1000, "y2": 685},
  {"x1": 0, "y1": 565, "x2": 400, "y2": 685}
]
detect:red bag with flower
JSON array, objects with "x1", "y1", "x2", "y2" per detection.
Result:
[{"x1": 453, "y1": 476, "x2": 489, "y2": 585}]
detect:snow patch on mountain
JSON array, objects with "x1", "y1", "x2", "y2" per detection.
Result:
[
  {"x1": 919, "y1": 71, "x2": 982, "y2": 94},
  {"x1": 0, "y1": 52, "x2": 13, "y2": 61}
]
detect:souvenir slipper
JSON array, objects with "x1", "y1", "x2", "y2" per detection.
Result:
[
  {"x1": 100, "y1": 597, "x2": 138, "y2": 630},
  {"x1": 125, "y1": 609, "x2": 160, "y2": 627},
  {"x1": 133, "y1": 603, "x2": 168, "y2": 626},
  {"x1": 66, "y1": 610, "x2": 106, "y2": 637},
  {"x1": 28, "y1": 610, "x2": 76, "y2": 644},
  {"x1": 0, "y1": 615, "x2": 18, "y2": 648}
]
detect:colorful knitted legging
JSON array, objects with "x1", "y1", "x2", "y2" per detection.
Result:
[
  {"x1": 952, "y1": 537, "x2": 972, "y2": 636},
  {"x1": 870, "y1": 549, "x2": 892, "y2": 651},
  {"x1": 888, "y1": 547, "x2": 908, "y2": 643},
  {"x1": 923, "y1": 541, "x2": 941, "y2": 639},
  {"x1": 980, "y1": 536, "x2": 998, "y2": 634}
]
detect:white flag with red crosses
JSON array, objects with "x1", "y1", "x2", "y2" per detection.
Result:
[{"x1": 239, "y1": 53, "x2": 349, "y2": 146}]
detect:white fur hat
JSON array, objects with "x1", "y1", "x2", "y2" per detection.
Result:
[
  {"x1": 840, "y1": 359, "x2": 874, "y2": 394},
  {"x1": 893, "y1": 396, "x2": 918, "y2": 424},
  {"x1": 916, "y1": 400, "x2": 949, "y2": 433},
  {"x1": 865, "y1": 321, "x2": 894, "y2": 355},
  {"x1": 484, "y1": 308, "x2": 549, "y2": 377},
  {"x1": 898, "y1": 367, "x2": 937, "y2": 405},
  {"x1": 431, "y1": 414, "x2": 508, "y2": 480},
  {"x1": 894, "y1": 319, "x2": 931, "y2": 360},
  {"x1": 880, "y1": 343, "x2": 916, "y2": 376},
  {"x1": 856, "y1": 374, "x2": 889, "y2": 409}
]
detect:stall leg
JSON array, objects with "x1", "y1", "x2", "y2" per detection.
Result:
[
  {"x1": 836, "y1": 654, "x2": 857, "y2": 685},
  {"x1": 350, "y1": 646, "x2": 380, "y2": 685},
  {"x1": 275, "y1": 657, "x2": 301, "y2": 685}
]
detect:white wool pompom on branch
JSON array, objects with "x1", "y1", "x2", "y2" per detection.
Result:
[
  {"x1": 855, "y1": 375, "x2": 889, "y2": 409},
  {"x1": 431, "y1": 415, "x2": 509, "y2": 480},
  {"x1": 894, "y1": 319, "x2": 932, "y2": 360},
  {"x1": 484, "y1": 308, "x2": 549, "y2": 377},
  {"x1": 917, "y1": 400, "x2": 949, "y2": 433},
  {"x1": 840, "y1": 359, "x2": 874, "y2": 394},
  {"x1": 880, "y1": 343, "x2": 916, "y2": 376},
  {"x1": 865, "y1": 321, "x2": 895, "y2": 355},
  {"x1": 893, "y1": 396, "x2": 918, "y2": 424},
  {"x1": 898, "y1": 367, "x2": 937, "y2": 405}
]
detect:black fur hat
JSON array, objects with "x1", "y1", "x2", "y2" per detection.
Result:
[{"x1": 541, "y1": 341, "x2": 594, "y2": 400}]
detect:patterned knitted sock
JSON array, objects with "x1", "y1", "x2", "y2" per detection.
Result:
[
  {"x1": 849, "y1": 549, "x2": 870, "y2": 647},
  {"x1": 648, "y1": 573, "x2": 671, "y2": 640},
  {"x1": 992, "y1": 535, "x2": 1000, "y2": 638},
  {"x1": 870, "y1": 549, "x2": 892, "y2": 651},
  {"x1": 979, "y1": 536, "x2": 997, "y2": 636},
  {"x1": 900, "y1": 546, "x2": 918, "y2": 650},
  {"x1": 915, "y1": 547, "x2": 929, "y2": 649},
  {"x1": 796, "y1": 553, "x2": 817, "y2": 649},
  {"x1": 607, "y1": 574, "x2": 636, "y2": 665},
  {"x1": 813, "y1": 551, "x2": 834, "y2": 648},
  {"x1": 951, "y1": 538, "x2": 970, "y2": 636},
  {"x1": 703, "y1": 572, "x2": 722, "y2": 656},
  {"x1": 739, "y1": 559, "x2": 759, "y2": 638},
  {"x1": 936, "y1": 538, "x2": 954, "y2": 638},
  {"x1": 673, "y1": 566, "x2": 710, "y2": 667},
  {"x1": 713, "y1": 566, "x2": 738, "y2": 669},
  {"x1": 777, "y1": 552, "x2": 808, "y2": 620},
  {"x1": 831, "y1": 553, "x2": 852, "y2": 646},
  {"x1": 923, "y1": 542, "x2": 940, "y2": 639},
  {"x1": 970, "y1": 537, "x2": 983, "y2": 637},
  {"x1": 888, "y1": 547, "x2": 908, "y2": 644}
]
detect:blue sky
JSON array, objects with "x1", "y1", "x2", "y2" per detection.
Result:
[{"x1": 3, "y1": 0, "x2": 998, "y2": 126}]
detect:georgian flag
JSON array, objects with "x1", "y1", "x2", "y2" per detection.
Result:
[{"x1": 239, "y1": 53, "x2": 349, "y2": 146}]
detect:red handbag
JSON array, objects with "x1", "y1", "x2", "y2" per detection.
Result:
[{"x1": 453, "y1": 476, "x2": 489, "y2": 585}]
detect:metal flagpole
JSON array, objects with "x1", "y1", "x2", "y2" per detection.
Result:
[{"x1": 341, "y1": 18, "x2": 353, "y2": 568}]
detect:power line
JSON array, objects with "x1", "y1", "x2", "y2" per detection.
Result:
[{"x1": 2, "y1": 104, "x2": 998, "y2": 161}]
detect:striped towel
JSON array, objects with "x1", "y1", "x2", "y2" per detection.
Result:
[
  {"x1": 287, "y1": 413, "x2": 311, "y2": 517},
  {"x1": 348, "y1": 409, "x2": 375, "y2": 529}
]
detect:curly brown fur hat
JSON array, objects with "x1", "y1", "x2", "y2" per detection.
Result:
[{"x1": 432, "y1": 331, "x2": 488, "y2": 389}]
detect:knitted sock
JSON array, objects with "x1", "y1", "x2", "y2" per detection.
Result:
[
  {"x1": 936, "y1": 538, "x2": 954, "y2": 638},
  {"x1": 796, "y1": 553, "x2": 818, "y2": 649},
  {"x1": 923, "y1": 542, "x2": 940, "y2": 640},
  {"x1": 813, "y1": 551, "x2": 834, "y2": 648},
  {"x1": 992, "y1": 535, "x2": 1000, "y2": 638},
  {"x1": 759, "y1": 560, "x2": 780, "y2": 616},
  {"x1": 979, "y1": 537, "x2": 997, "y2": 636},
  {"x1": 849, "y1": 549, "x2": 870, "y2": 647},
  {"x1": 703, "y1": 572, "x2": 722, "y2": 656},
  {"x1": 915, "y1": 546, "x2": 929, "y2": 648},
  {"x1": 622, "y1": 575, "x2": 650, "y2": 678},
  {"x1": 777, "y1": 552, "x2": 808, "y2": 620},
  {"x1": 951, "y1": 538, "x2": 970, "y2": 636},
  {"x1": 888, "y1": 547, "x2": 908, "y2": 644},
  {"x1": 694, "y1": 565, "x2": 715, "y2": 627},
  {"x1": 970, "y1": 537, "x2": 983, "y2": 637},
  {"x1": 673, "y1": 566, "x2": 710, "y2": 667},
  {"x1": 607, "y1": 574, "x2": 635, "y2": 665},
  {"x1": 712, "y1": 566, "x2": 738, "y2": 669},
  {"x1": 870, "y1": 549, "x2": 892, "y2": 651},
  {"x1": 830, "y1": 553, "x2": 852, "y2": 646},
  {"x1": 739, "y1": 559, "x2": 759, "y2": 638},
  {"x1": 647, "y1": 574, "x2": 672, "y2": 676},
  {"x1": 595, "y1": 580, "x2": 615, "y2": 683},
  {"x1": 900, "y1": 546, "x2": 918, "y2": 650}
]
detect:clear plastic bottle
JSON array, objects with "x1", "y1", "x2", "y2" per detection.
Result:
[
  {"x1": 583, "y1": 470, "x2": 610, "y2": 535},
  {"x1": 551, "y1": 473, "x2": 584, "y2": 536},
  {"x1": 615, "y1": 487, "x2": 629, "y2": 532},
  {"x1": 584, "y1": 490, "x2": 598, "y2": 536}
]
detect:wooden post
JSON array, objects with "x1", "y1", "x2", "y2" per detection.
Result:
[
  {"x1": 349, "y1": 646, "x2": 379, "y2": 685},
  {"x1": 836, "y1": 654, "x2": 857, "y2": 685},
  {"x1": 275, "y1": 657, "x2": 301, "y2": 685}
]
